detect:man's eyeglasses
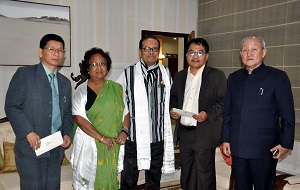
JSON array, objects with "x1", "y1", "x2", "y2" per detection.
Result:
[
  {"x1": 89, "y1": 62, "x2": 107, "y2": 68},
  {"x1": 44, "y1": 47, "x2": 65, "y2": 54},
  {"x1": 141, "y1": 46, "x2": 159, "y2": 52},
  {"x1": 187, "y1": 50, "x2": 206, "y2": 57}
]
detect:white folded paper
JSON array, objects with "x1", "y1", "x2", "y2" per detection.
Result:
[
  {"x1": 173, "y1": 108, "x2": 196, "y2": 118},
  {"x1": 35, "y1": 131, "x2": 63, "y2": 156}
]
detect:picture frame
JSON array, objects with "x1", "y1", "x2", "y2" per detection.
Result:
[{"x1": 0, "y1": 0, "x2": 71, "y2": 67}]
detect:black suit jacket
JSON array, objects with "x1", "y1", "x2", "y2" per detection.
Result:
[
  {"x1": 222, "y1": 63, "x2": 295, "y2": 158},
  {"x1": 170, "y1": 65, "x2": 227, "y2": 148}
]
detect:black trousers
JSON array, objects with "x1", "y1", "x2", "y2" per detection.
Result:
[
  {"x1": 120, "y1": 140, "x2": 164, "y2": 190},
  {"x1": 232, "y1": 156, "x2": 277, "y2": 190},
  {"x1": 179, "y1": 127, "x2": 216, "y2": 190}
]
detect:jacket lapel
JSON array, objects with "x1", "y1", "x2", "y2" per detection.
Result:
[
  {"x1": 199, "y1": 65, "x2": 209, "y2": 110},
  {"x1": 179, "y1": 69, "x2": 188, "y2": 103},
  {"x1": 36, "y1": 63, "x2": 51, "y2": 88}
]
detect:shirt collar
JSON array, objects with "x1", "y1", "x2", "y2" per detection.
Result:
[
  {"x1": 244, "y1": 62, "x2": 265, "y2": 75},
  {"x1": 187, "y1": 64, "x2": 205, "y2": 77},
  {"x1": 41, "y1": 62, "x2": 57, "y2": 79}
]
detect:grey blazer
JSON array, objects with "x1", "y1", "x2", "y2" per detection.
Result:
[
  {"x1": 5, "y1": 63, "x2": 73, "y2": 158},
  {"x1": 170, "y1": 65, "x2": 227, "y2": 148}
]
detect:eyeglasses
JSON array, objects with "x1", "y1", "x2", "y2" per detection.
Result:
[
  {"x1": 44, "y1": 47, "x2": 65, "y2": 54},
  {"x1": 141, "y1": 46, "x2": 159, "y2": 52},
  {"x1": 89, "y1": 62, "x2": 107, "y2": 68},
  {"x1": 187, "y1": 50, "x2": 206, "y2": 57}
]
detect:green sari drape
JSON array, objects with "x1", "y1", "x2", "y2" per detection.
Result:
[{"x1": 87, "y1": 80, "x2": 124, "y2": 190}]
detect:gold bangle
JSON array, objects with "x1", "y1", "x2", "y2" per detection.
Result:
[
  {"x1": 100, "y1": 136, "x2": 104, "y2": 142},
  {"x1": 122, "y1": 126, "x2": 129, "y2": 132}
]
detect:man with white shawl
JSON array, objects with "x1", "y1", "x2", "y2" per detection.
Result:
[{"x1": 117, "y1": 35, "x2": 175, "y2": 190}]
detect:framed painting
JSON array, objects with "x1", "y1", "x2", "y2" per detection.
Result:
[{"x1": 0, "y1": 0, "x2": 71, "y2": 66}]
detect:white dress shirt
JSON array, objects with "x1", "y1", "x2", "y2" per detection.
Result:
[{"x1": 180, "y1": 66, "x2": 204, "y2": 126}]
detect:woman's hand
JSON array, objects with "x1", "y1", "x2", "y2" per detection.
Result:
[
  {"x1": 101, "y1": 136, "x2": 114, "y2": 150},
  {"x1": 116, "y1": 131, "x2": 127, "y2": 145}
]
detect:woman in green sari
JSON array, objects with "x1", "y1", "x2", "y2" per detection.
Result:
[{"x1": 70, "y1": 47, "x2": 129, "y2": 190}]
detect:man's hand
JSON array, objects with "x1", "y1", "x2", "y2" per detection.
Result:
[
  {"x1": 222, "y1": 142, "x2": 231, "y2": 157},
  {"x1": 193, "y1": 111, "x2": 208, "y2": 122},
  {"x1": 170, "y1": 108, "x2": 181, "y2": 120},
  {"x1": 26, "y1": 132, "x2": 41, "y2": 150},
  {"x1": 61, "y1": 135, "x2": 71, "y2": 149},
  {"x1": 270, "y1": 144, "x2": 289, "y2": 159}
]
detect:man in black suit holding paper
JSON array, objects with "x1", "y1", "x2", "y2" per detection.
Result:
[{"x1": 170, "y1": 38, "x2": 227, "y2": 190}]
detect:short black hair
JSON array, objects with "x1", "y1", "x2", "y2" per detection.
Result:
[
  {"x1": 185, "y1": 38, "x2": 209, "y2": 53},
  {"x1": 39, "y1": 34, "x2": 65, "y2": 49},
  {"x1": 139, "y1": 35, "x2": 160, "y2": 49}
]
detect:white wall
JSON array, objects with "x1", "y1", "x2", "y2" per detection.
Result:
[{"x1": 0, "y1": 0, "x2": 198, "y2": 118}]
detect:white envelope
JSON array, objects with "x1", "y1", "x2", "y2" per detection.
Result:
[
  {"x1": 35, "y1": 131, "x2": 63, "y2": 156},
  {"x1": 173, "y1": 108, "x2": 196, "y2": 118}
]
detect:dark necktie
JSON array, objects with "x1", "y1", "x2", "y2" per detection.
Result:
[{"x1": 49, "y1": 73, "x2": 61, "y2": 133}]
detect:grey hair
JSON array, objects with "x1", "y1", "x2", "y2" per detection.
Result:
[{"x1": 241, "y1": 35, "x2": 266, "y2": 50}]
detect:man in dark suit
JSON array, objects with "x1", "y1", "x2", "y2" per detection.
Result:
[
  {"x1": 221, "y1": 35, "x2": 295, "y2": 190},
  {"x1": 170, "y1": 37, "x2": 227, "y2": 190},
  {"x1": 5, "y1": 34, "x2": 73, "y2": 190}
]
